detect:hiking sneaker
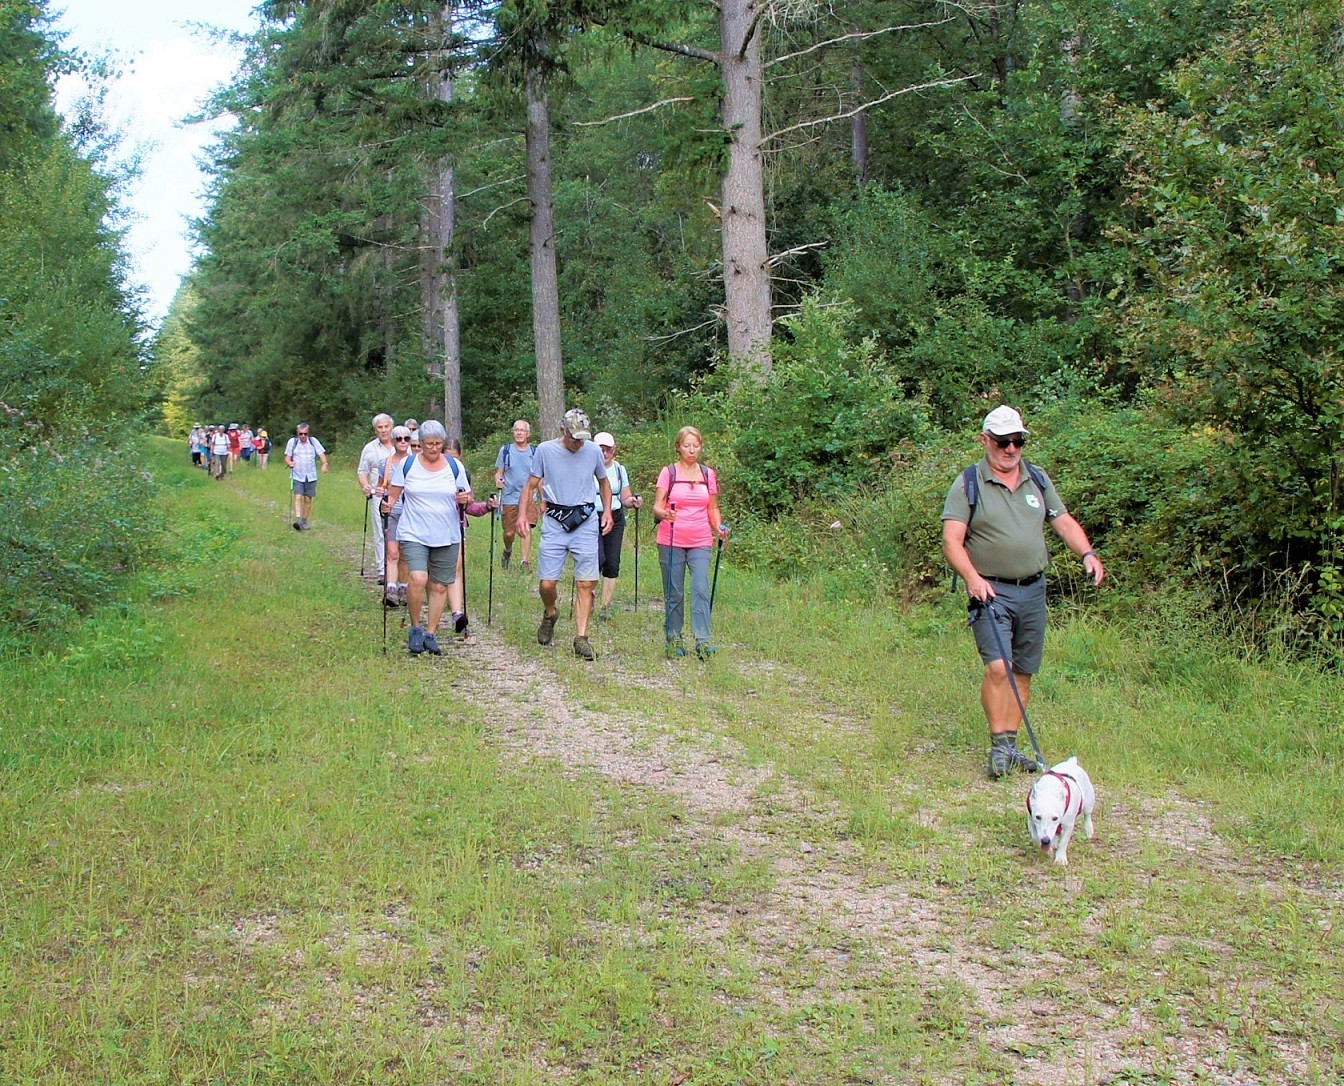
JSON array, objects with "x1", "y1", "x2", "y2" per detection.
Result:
[
  {"x1": 397, "y1": 584, "x2": 408, "y2": 606},
  {"x1": 694, "y1": 640, "x2": 718, "y2": 659},
  {"x1": 520, "y1": 559, "x2": 531, "y2": 574},
  {"x1": 422, "y1": 631, "x2": 442, "y2": 655},
  {"x1": 408, "y1": 625, "x2": 426, "y2": 655},
  {"x1": 573, "y1": 636, "x2": 595, "y2": 661},
  {"x1": 1006, "y1": 747, "x2": 1041, "y2": 774},
  {"x1": 293, "y1": 518, "x2": 302, "y2": 531},
  {"x1": 537, "y1": 613, "x2": 557, "y2": 645},
  {"x1": 665, "y1": 637, "x2": 687, "y2": 659},
  {"x1": 384, "y1": 590, "x2": 399, "y2": 609},
  {"x1": 501, "y1": 549, "x2": 511, "y2": 570},
  {"x1": 453, "y1": 611, "x2": 468, "y2": 634},
  {"x1": 597, "y1": 605, "x2": 613, "y2": 623}
]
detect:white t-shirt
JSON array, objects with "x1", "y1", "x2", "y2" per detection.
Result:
[{"x1": 392, "y1": 455, "x2": 469, "y2": 546}]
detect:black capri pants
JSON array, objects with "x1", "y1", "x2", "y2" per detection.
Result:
[{"x1": 597, "y1": 507, "x2": 627, "y2": 579}]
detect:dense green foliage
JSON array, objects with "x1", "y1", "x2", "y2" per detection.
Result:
[
  {"x1": 166, "y1": 0, "x2": 1344, "y2": 636},
  {"x1": 0, "y1": 0, "x2": 155, "y2": 649}
]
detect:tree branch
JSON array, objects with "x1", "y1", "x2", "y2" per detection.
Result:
[
  {"x1": 765, "y1": 18, "x2": 957, "y2": 69},
  {"x1": 573, "y1": 97, "x2": 696, "y2": 127},
  {"x1": 457, "y1": 175, "x2": 526, "y2": 201},
  {"x1": 737, "y1": 5, "x2": 768, "y2": 61},
  {"x1": 605, "y1": 26, "x2": 719, "y2": 64},
  {"x1": 763, "y1": 74, "x2": 978, "y2": 142},
  {"x1": 646, "y1": 316, "x2": 721, "y2": 344},
  {"x1": 767, "y1": 240, "x2": 829, "y2": 267},
  {"x1": 482, "y1": 196, "x2": 530, "y2": 226}
]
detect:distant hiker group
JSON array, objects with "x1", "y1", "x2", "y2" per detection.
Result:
[{"x1": 189, "y1": 423, "x2": 270, "y2": 478}]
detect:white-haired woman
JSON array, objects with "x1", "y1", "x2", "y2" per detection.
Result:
[{"x1": 385, "y1": 421, "x2": 470, "y2": 655}]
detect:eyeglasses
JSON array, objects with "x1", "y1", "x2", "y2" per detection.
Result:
[
  {"x1": 409, "y1": 443, "x2": 421, "y2": 449},
  {"x1": 394, "y1": 437, "x2": 410, "y2": 442},
  {"x1": 991, "y1": 435, "x2": 1027, "y2": 449}
]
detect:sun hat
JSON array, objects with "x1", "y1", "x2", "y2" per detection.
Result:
[
  {"x1": 982, "y1": 405, "x2": 1029, "y2": 436},
  {"x1": 561, "y1": 408, "x2": 592, "y2": 441},
  {"x1": 593, "y1": 431, "x2": 615, "y2": 448}
]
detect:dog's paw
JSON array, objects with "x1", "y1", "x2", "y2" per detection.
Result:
[
  {"x1": 1053, "y1": 851, "x2": 1069, "y2": 866},
  {"x1": 1084, "y1": 815, "x2": 1095, "y2": 839}
]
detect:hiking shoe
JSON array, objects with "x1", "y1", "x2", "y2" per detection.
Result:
[
  {"x1": 537, "y1": 613, "x2": 557, "y2": 645},
  {"x1": 694, "y1": 640, "x2": 718, "y2": 659},
  {"x1": 573, "y1": 636, "x2": 595, "y2": 661},
  {"x1": 299, "y1": 518, "x2": 310, "y2": 530},
  {"x1": 384, "y1": 590, "x2": 399, "y2": 609},
  {"x1": 453, "y1": 611, "x2": 468, "y2": 634},
  {"x1": 1006, "y1": 747, "x2": 1041, "y2": 774},
  {"x1": 501, "y1": 549, "x2": 511, "y2": 570},
  {"x1": 293, "y1": 518, "x2": 302, "y2": 531},
  {"x1": 397, "y1": 584, "x2": 408, "y2": 606},
  {"x1": 597, "y1": 605, "x2": 612, "y2": 623},
  {"x1": 422, "y1": 631, "x2": 442, "y2": 655},
  {"x1": 665, "y1": 637, "x2": 687, "y2": 659},
  {"x1": 408, "y1": 625, "x2": 425, "y2": 655},
  {"x1": 520, "y1": 560, "x2": 531, "y2": 574}
]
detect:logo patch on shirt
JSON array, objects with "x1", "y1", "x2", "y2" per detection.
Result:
[{"x1": 1025, "y1": 494, "x2": 1041, "y2": 509}]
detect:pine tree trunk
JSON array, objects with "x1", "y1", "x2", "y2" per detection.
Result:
[
  {"x1": 526, "y1": 58, "x2": 565, "y2": 438},
  {"x1": 850, "y1": 56, "x2": 869, "y2": 186},
  {"x1": 422, "y1": 3, "x2": 462, "y2": 438},
  {"x1": 719, "y1": 0, "x2": 773, "y2": 377}
]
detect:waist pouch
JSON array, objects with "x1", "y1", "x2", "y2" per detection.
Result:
[{"x1": 544, "y1": 502, "x2": 595, "y2": 532}]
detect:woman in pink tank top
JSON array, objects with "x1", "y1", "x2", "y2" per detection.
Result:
[{"x1": 652, "y1": 426, "x2": 728, "y2": 658}]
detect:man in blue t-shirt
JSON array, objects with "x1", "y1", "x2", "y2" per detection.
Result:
[
  {"x1": 494, "y1": 419, "x2": 540, "y2": 572},
  {"x1": 518, "y1": 409, "x2": 612, "y2": 661}
]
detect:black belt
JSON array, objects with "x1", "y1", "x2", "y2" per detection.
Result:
[{"x1": 986, "y1": 572, "x2": 1043, "y2": 587}]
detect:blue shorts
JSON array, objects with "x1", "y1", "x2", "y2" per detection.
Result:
[{"x1": 537, "y1": 517, "x2": 600, "y2": 582}]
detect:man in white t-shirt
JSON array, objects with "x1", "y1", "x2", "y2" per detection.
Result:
[
  {"x1": 356, "y1": 413, "x2": 396, "y2": 578},
  {"x1": 284, "y1": 423, "x2": 329, "y2": 530}
]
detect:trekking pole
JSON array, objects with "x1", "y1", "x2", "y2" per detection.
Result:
[
  {"x1": 710, "y1": 528, "x2": 727, "y2": 612},
  {"x1": 456, "y1": 506, "x2": 469, "y2": 634},
  {"x1": 487, "y1": 494, "x2": 497, "y2": 625},
  {"x1": 973, "y1": 600, "x2": 1047, "y2": 770},
  {"x1": 633, "y1": 502, "x2": 640, "y2": 611},
  {"x1": 569, "y1": 568, "x2": 576, "y2": 620},
  {"x1": 382, "y1": 580, "x2": 389, "y2": 655},
  {"x1": 359, "y1": 494, "x2": 370, "y2": 577}
]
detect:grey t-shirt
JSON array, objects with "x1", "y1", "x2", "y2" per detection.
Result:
[
  {"x1": 941, "y1": 459, "x2": 1066, "y2": 580},
  {"x1": 532, "y1": 438, "x2": 608, "y2": 507},
  {"x1": 494, "y1": 442, "x2": 536, "y2": 503}
]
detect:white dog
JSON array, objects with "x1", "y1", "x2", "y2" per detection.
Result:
[{"x1": 1026, "y1": 756, "x2": 1095, "y2": 866}]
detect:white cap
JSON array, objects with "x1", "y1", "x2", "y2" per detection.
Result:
[
  {"x1": 593, "y1": 431, "x2": 615, "y2": 448},
  {"x1": 982, "y1": 405, "x2": 1029, "y2": 436}
]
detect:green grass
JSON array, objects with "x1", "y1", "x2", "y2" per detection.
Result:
[{"x1": 1, "y1": 439, "x2": 1340, "y2": 1084}]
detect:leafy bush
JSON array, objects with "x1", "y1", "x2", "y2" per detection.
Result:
[
  {"x1": 718, "y1": 299, "x2": 930, "y2": 517},
  {"x1": 0, "y1": 412, "x2": 161, "y2": 652}
]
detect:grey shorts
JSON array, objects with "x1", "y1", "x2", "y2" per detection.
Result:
[
  {"x1": 292, "y1": 478, "x2": 318, "y2": 498},
  {"x1": 970, "y1": 578, "x2": 1048, "y2": 674},
  {"x1": 383, "y1": 512, "x2": 401, "y2": 546},
  {"x1": 537, "y1": 517, "x2": 600, "y2": 582},
  {"x1": 400, "y1": 541, "x2": 459, "y2": 585}
]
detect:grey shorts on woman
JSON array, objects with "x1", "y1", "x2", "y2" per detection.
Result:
[{"x1": 400, "y1": 541, "x2": 459, "y2": 585}]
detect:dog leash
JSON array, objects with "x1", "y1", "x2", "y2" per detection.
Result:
[{"x1": 970, "y1": 599, "x2": 1048, "y2": 770}]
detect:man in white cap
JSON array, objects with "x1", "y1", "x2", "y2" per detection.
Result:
[
  {"x1": 941, "y1": 405, "x2": 1105, "y2": 779},
  {"x1": 518, "y1": 408, "x2": 613, "y2": 661}
]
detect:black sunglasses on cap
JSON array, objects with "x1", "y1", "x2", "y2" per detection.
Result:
[{"x1": 991, "y1": 434, "x2": 1027, "y2": 449}]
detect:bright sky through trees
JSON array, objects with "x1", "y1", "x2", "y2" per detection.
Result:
[{"x1": 51, "y1": 0, "x2": 258, "y2": 324}]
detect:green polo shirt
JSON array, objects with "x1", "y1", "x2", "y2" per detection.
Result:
[{"x1": 941, "y1": 459, "x2": 1066, "y2": 580}]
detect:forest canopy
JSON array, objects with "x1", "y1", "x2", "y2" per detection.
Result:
[{"x1": 0, "y1": 0, "x2": 1311, "y2": 641}]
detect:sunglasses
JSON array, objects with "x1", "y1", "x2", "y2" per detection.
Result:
[
  {"x1": 991, "y1": 435, "x2": 1027, "y2": 449},
  {"x1": 394, "y1": 436, "x2": 410, "y2": 441}
]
